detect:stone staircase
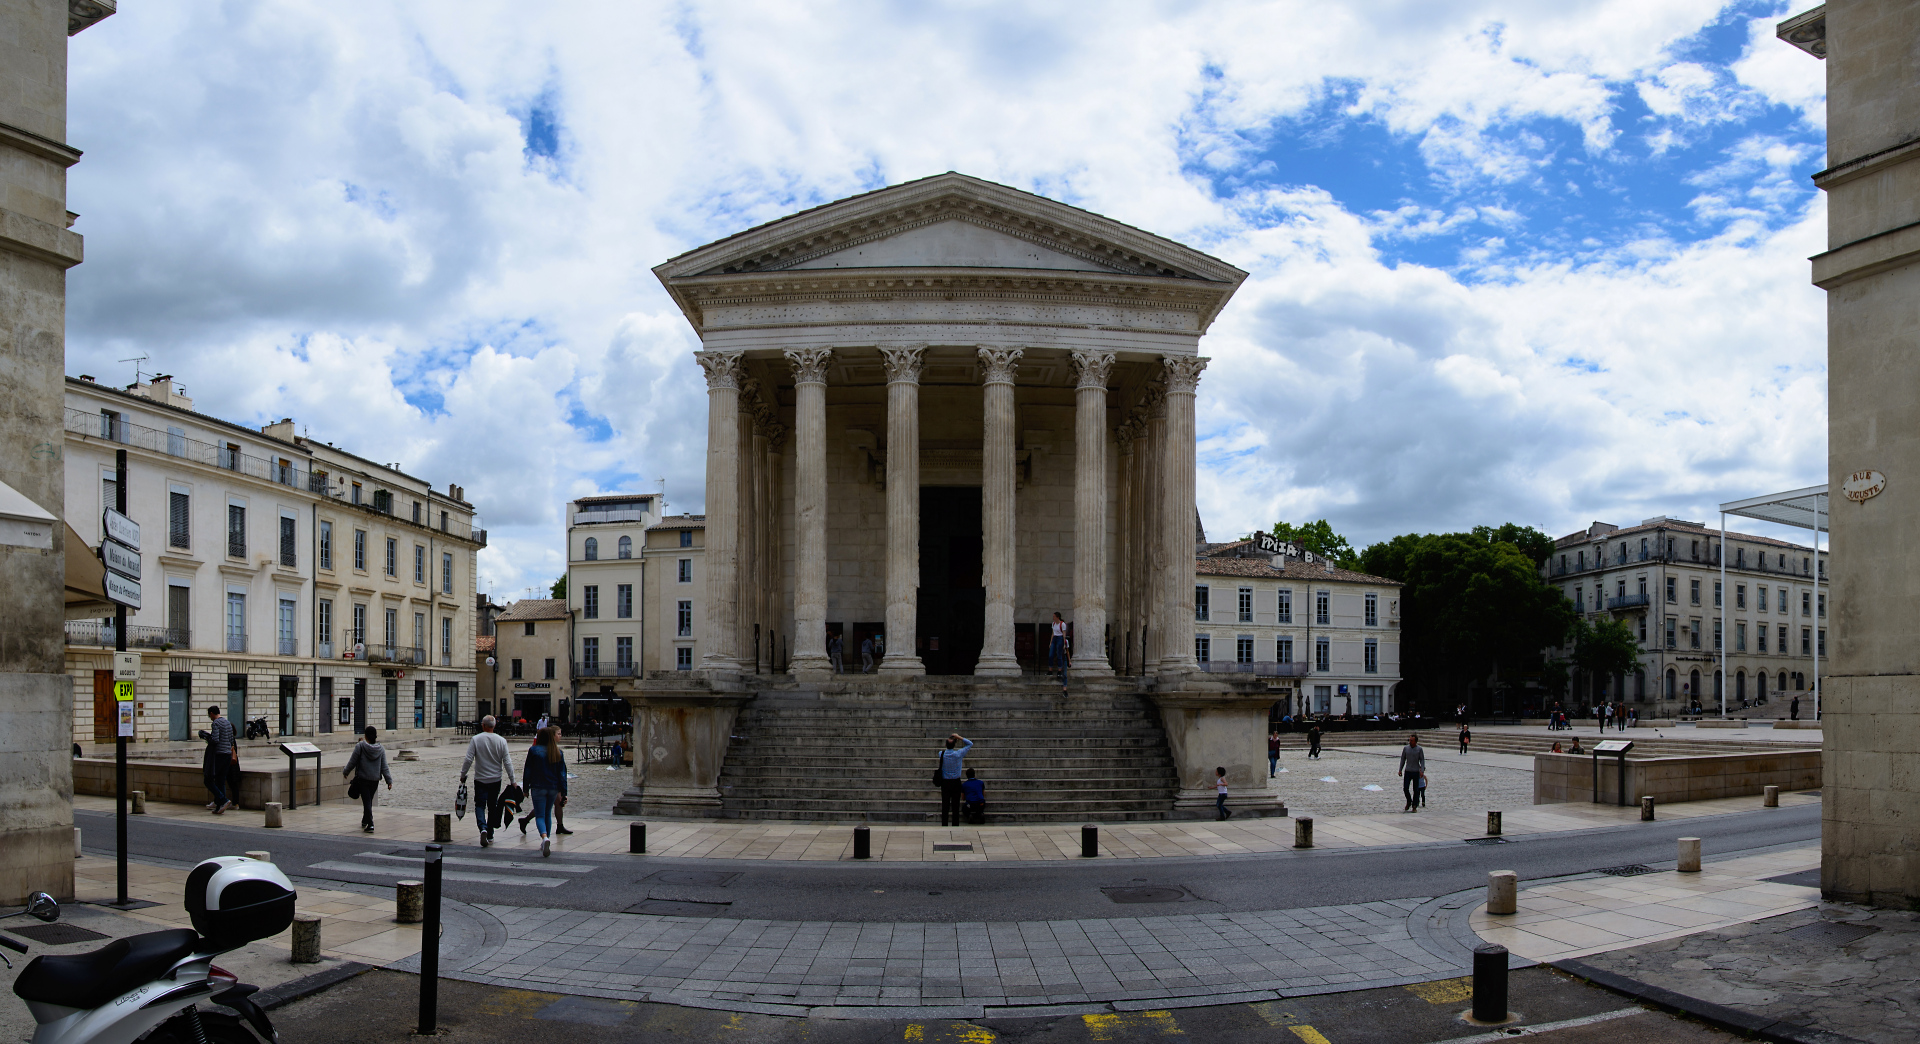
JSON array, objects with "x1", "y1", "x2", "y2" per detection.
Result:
[
  {"x1": 716, "y1": 683, "x2": 1179, "y2": 822},
  {"x1": 1277, "y1": 730, "x2": 1806, "y2": 758}
]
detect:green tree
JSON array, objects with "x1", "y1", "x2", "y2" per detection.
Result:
[
  {"x1": 549, "y1": 574, "x2": 567, "y2": 599},
  {"x1": 1267, "y1": 519, "x2": 1357, "y2": 567},
  {"x1": 1472, "y1": 523, "x2": 1556, "y2": 566},
  {"x1": 1567, "y1": 616, "x2": 1643, "y2": 703}
]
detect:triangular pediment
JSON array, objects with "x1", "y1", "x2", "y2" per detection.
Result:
[{"x1": 784, "y1": 217, "x2": 1118, "y2": 273}]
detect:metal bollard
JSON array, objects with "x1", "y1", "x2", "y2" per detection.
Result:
[
  {"x1": 433, "y1": 813, "x2": 453, "y2": 844},
  {"x1": 630, "y1": 822, "x2": 647, "y2": 853},
  {"x1": 853, "y1": 825, "x2": 871, "y2": 859},
  {"x1": 290, "y1": 913, "x2": 322, "y2": 963},
  {"x1": 1486, "y1": 870, "x2": 1517, "y2": 915},
  {"x1": 73, "y1": 827, "x2": 82, "y2": 858},
  {"x1": 1294, "y1": 817, "x2": 1313, "y2": 849},
  {"x1": 1677, "y1": 837, "x2": 1702, "y2": 873},
  {"x1": 1486, "y1": 811, "x2": 1502, "y2": 836},
  {"x1": 245, "y1": 850, "x2": 271, "y2": 863},
  {"x1": 1081, "y1": 825, "x2": 1098, "y2": 858},
  {"x1": 419, "y1": 846, "x2": 442, "y2": 1034},
  {"x1": 263, "y1": 802, "x2": 283, "y2": 828},
  {"x1": 1641, "y1": 796, "x2": 1656, "y2": 821},
  {"x1": 1764, "y1": 785, "x2": 1780, "y2": 808},
  {"x1": 396, "y1": 880, "x2": 424, "y2": 923},
  {"x1": 131, "y1": 791, "x2": 146, "y2": 815},
  {"x1": 1471, "y1": 944, "x2": 1510, "y2": 1023}
]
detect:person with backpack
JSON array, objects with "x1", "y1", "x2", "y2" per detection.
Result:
[
  {"x1": 523, "y1": 725, "x2": 569, "y2": 858},
  {"x1": 341, "y1": 726, "x2": 392, "y2": 833},
  {"x1": 937, "y1": 732, "x2": 972, "y2": 826}
]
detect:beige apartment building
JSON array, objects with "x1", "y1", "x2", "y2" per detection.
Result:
[
  {"x1": 1195, "y1": 540, "x2": 1404, "y2": 716},
  {"x1": 489, "y1": 599, "x2": 568, "y2": 722},
  {"x1": 640, "y1": 514, "x2": 706, "y2": 674},
  {"x1": 62, "y1": 374, "x2": 484, "y2": 749},
  {"x1": 1547, "y1": 517, "x2": 1827, "y2": 715}
]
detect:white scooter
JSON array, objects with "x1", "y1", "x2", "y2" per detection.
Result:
[{"x1": 5, "y1": 856, "x2": 298, "y2": 1044}]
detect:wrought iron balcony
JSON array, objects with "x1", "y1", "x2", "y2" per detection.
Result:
[
  {"x1": 1198, "y1": 661, "x2": 1313, "y2": 677},
  {"x1": 64, "y1": 622, "x2": 190, "y2": 648},
  {"x1": 1607, "y1": 593, "x2": 1651, "y2": 611}
]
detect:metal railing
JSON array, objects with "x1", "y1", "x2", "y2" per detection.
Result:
[
  {"x1": 226, "y1": 633, "x2": 247, "y2": 653},
  {"x1": 1198, "y1": 661, "x2": 1312, "y2": 677},
  {"x1": 575, "y1": 664, "x2": 637, "y2": 678},
  {"x1": 277, "y1": 638, "x2": 298, "y2": 656},
  {"x1": 1607, "y1": 593, "x2": 1651, "y2": 610},
  {"x1": 67, "y1": 407, "x2": 308, "y2": 490},
  {"x1": 317, "y1": 640, "x2": 334, "y2": 659},
  {"x1": 65, "y1": 622, "x2": 189, "y2": 648},
  {"x1": 573, "y1": 509, "x2": 648, "y2": 525}
]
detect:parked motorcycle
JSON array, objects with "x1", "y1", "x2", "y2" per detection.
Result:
[
  {"x1": 243, "y1": 718, "x2": 270, "y2": 741},
  {"x1": 6, "y1": 855, "x2": 296, "y2": 1044}
]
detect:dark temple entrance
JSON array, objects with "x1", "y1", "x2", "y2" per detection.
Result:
[{"x1": 918, "y1": 486, "x2": 984, "y2": 675}]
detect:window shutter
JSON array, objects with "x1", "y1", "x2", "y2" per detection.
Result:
[{"x1": 169, "y1": 491, "x2": 190, "y2": 548}]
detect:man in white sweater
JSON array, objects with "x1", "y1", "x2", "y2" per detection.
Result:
[{"x1": 461, "y1": 715, "x2": 516, "y2": 847}]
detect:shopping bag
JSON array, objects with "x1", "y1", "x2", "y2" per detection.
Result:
[{"x1": 455, "y1": 782, "x2": 469, "y2": 820}]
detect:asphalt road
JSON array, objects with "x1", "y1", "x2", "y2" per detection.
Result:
[{"x1": 78, "y1": 804, "x2": 1819, "y2": 923}]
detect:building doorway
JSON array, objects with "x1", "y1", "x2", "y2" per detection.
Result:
[
  {"x1": 916, "y1": 486, "x2": 984, "y2": 676},
  {"x1": 92, "y1": 670, "x2": 115, "y2": 743}
]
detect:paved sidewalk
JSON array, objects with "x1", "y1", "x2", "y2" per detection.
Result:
[{"x1": 77, "y1": 787, "x2": 1820, "y2": 863}]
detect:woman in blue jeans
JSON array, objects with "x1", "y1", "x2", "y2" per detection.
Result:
[{"x1": 523, "y1": 726, "x2": 569, "y2": 857}]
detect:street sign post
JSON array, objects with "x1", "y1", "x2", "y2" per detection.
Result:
[
  {"x1": 101, "y1": 539, "x2": 140, "y2": 580},
  {"x1": 113, "y1": 652, "x2": 139, "y2": 680},
  {"x1": 102, "y1": 508, "x2": 139, "y2": 551},
  {"x1": 104, "y1": 571, "x2": 141, "y2": 610}
]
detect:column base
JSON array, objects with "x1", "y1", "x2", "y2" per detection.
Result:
[
  {"x1": 878, "y1": 656, "x2": 926, "y2": 676},
  {"x1": 1168, "y1": 791, "x2": 1287, "y2": 820},
  {"x1": 612, "y1": 785, "x2": 722, "y2": 818},
  {"x1": 788, "y1": 655, "x2": 833, "y2": 682},
  {"x1": 974, "y1": 654, "x2": 1022, "y2": 678}
]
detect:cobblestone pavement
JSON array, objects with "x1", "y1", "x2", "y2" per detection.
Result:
[{"x1": 1277, "y1": 747, "x2": 1535, "y2": 818}]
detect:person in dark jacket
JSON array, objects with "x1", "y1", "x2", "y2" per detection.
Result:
[
  {"x1": 1397, "y1": 734, "x2": 1425, "y2": 813},
  {"x1": 937, "y1": 732, "x2": 972, "y2": 826},
  {"x1": 523, "y1": 726, "x2": 569, "y2": 857},
  {"x1": 198, "y1": 706, "x2": 236, "y2": 813},
  {"x1": 961, "y1": 769, "x2": 985, "y2": 824},
  {"x1": 1307, "y1": 722, "x2": 1323, "y2": 759},
  {"x1": 1268, "y1": 731, "x2": 1281, "y2": 778},
  {"x1": 341, "y1": 726, "x2": 392, "y2": 832}
]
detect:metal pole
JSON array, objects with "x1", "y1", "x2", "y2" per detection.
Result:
[
  {"x1": 115, "y1": 448, "x2": 129, "y2": 908},
  {"x1": 1813, "y1": 505, "x2": 1822, "y2": 720},
  {"x1": 1719, "y1": 511, "x2": 1727, "y2": 719},
  {"x1": 418, "y1": 844, "x2": 442, "y2": 1034}
]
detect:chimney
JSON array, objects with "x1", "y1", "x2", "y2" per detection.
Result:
[{"x1": 260, "y1": 418, "x2": 295, "y2": 442}]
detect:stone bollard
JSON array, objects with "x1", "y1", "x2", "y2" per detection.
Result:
[
  {"x1": 1294, "y1": 817, "x2": 1313, "y2": 849},
  {"x1": 263, "y1": 802, "x2": 283, "y2": 828},
  {"x1": 1641, "y1": 796, "x2": 1656, "y2": 821},
  {"x1": 131, "y1": 790, "x2": 146, "y2": 815},
  {"x1": 74, "y1": 827, "x2": 82, "y2": 858},
  {"x1": 290, "y1": 914, "x2": 322, "y2": 963},
  {"x1": 246, "y1": 850, "x2": 271, "y2": 863},
  {"x1": 1486, "y1": 870, "x2": 1518, "y2": 915},
  {"x1": 1764, "y1": 785, "x2": 1780, "y2": 808},
  {"x1": 1486, "y1": 811, "x2": 1502, "y2": 837},
  {"x1": 433, "y1": 813, "x2": 452, "y2": 844},
  {"x1": 1677, "y1": 837, "x2": 1702, "y2": 873},
  {"x1": 396, "y1": 880, "x2": 425, "y2": 923}
]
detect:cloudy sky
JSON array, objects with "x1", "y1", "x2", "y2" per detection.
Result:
[{"x1": 63, "y1": 0, "x2": 1830, "y2": 596}]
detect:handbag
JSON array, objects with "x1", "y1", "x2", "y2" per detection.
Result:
[
  {"x1": 455, "y1": 783, "x2": 469, "y2": 820},
  {"x1": 932, "y1": 756, "x2": 948, "y2": 787},
  {"x1": 347, "y1": 776, "x2": 367, "y2": 800}
]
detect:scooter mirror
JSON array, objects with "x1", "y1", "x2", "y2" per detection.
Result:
[{"x1": 27, "y1": 893, "x2": 58, "y2": 922}]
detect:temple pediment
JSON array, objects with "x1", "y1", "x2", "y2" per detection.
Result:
[{"x1": 783, "y1": 217, "x2": 1115, "y2": 273}]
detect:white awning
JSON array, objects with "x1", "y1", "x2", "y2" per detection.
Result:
[{"x1": 1719, "y1": 483, "x2": 1828, "y2": 533}]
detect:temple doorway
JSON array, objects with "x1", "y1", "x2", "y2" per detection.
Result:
[{"x1": 918, "y1": 485, "x2": 984, "y2": 675}]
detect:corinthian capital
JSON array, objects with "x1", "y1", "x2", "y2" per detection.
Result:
[
  {"x1": 784, "y1": 347, "x2": 834, "y2": 385},
  {"x1": 976, "y1": 345, "x2": 1023, "y2": 385},
  {"x1": 1160, "y1": 355, "x2": 1209, "y2": 395},
  {"x1": 696, "y1": 351, "x2": 745, "y2": 391},
  {"x1": 1070, "y1": 349, "x2": 1117, "y2": 390},
  {"x1": 878, "y1": 344, "x2": 927, "y2": 384}
]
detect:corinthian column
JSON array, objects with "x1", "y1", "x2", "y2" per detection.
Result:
[
  {"x1": 1157, "y1": 355, "x2": 1208, "y2": 676},
  {"x1": 879, "y1": 344, "x2": 927, "y2": 675},
  {"x1": 1141, "y1": 386, "x2": 1167, "y2": 672},
  {"x1": 784, "y1": 347, "x2": 834, "y2": 677},
  {"x1": 1114, "y1": 420, "x2": 1136, "y2": 674},
  {"x1": 737, "y1": 378, "x2": 760, "y2": 673},
  {"x1": 975, "y1": 346, "x2": 1023, "y2": 677},
  {"x1": 696, "y1": 351, "x2": 745, "y2": 672},
  {"x1": 1071, "y1": 349, "x2": 1116, "y2": 675}
]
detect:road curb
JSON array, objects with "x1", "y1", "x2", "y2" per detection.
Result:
[
  {"x1": 249, "y1": 961, "x2": 376, "y2": 1011},
  {"x1": 1551, "y1": 958, "x2": 1870, "y2": 1044}
]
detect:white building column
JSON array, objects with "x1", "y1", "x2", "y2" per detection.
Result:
[
  {"x1": 1157, "y1": 355, "x2": 1208, "y2": 676},
  {"x1": 736, "y1": 378, "x2": 760, "y2": 673},
  {"x1": 1114, "y1": 421, "x2": 1136, "y2": 674},
  {"x1": 879, "y1": 344, "x2": 927, "y2": 675},
  {"x1": 785, "y1": 347, "x2": 833, "y2": 677},
  {"x1": 975, "y1": 346, "x2": 1023, "y2": 677},
  {"x1": 1071, "y1": 349, "x2": 1116, "y2": 674},
  {"x1": 1141, "y1": 387, "x2": 1167, "y2": 673},
  {"x1": 696, "y1": 351, "x2": 745, "y2": 672}
]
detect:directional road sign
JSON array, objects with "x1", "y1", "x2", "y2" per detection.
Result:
[
  {"x1": 103, "y1": 508, "x2": 140, "y2": 551},
  {"x1": 104, "y1": 570, "x2": 141, "y2": 610},
  {"x1": 101, "y1": 539, "x2": 140, "y2": 580},
  {"x1": 113, "y1": 652, "x2": 140, "y2": 680}
]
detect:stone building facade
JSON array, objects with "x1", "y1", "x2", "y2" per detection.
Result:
[{"x1": 488, "y1": 598, "x2": 568, "y2": 723}]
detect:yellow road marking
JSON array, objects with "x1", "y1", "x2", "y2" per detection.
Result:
[
  {"x1": 1082, "y1": 1011, "x2": 1184, "y2": 1039},
  {"x1": 1404, "y1": 977, "x2": 1474, "y2": 1004},
  {"x1": 477, "y1": 988, "x2": 562, "y2": 1017},
  {"x1": 1287, "y1": 1026, "x2": 1332, "y2": 1044},
  {"x1": 904, "y1": 1024, "x2": 996, "y2": 1042},
  {"x1": 1247, "y1": 1002, "x2": 1294, "y2": 1027}
]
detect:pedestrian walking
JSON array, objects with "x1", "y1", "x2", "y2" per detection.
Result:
[
  {"x1": 1048, "y1": 613, "x2": 1068, "y2": 676},
  {"x1": 961, "y1": 768, "x2": 986, "y2": 824},
  {"x1": 197, "y1": 706, "x2": 237, "y2": 813},
  {"x1": 1057, "y1": 631, "x2": 1071, "y2": 692},
  {"x1": 828, "y1": 633, "x2": 844, "y2": 674},
  {"x1": 460, "y1": 715, "x2": 515, "y2": 848},
  {"x1": 1268, "y1": 731, "x2": 1281, "y2": 778},
  {"x1": 1790, "y1": 695, "x2": 1800, "y2": 721},
  {"x1": 1601, "y1": 703, "x2": 1612, "y2": 732},
  {"x1": 860, "y1": 636, "x2": 875, "y2": 673},
  {"x1": 1397, "y1": 733, "x2": 1426, "y2": 813},
  {"x1": 1215, "y1": 767, "x2": 1232, "y2": 820},
  {"x1": 1619, "y1": 707, "x2": 1630, "y2": 732},
  {"x1": 342, "y1": 726, "x2": 392, "y2": 833},
  {"x1": 937, "y1": 732, "x2": 972, "y2": 826},
  {"x1": 1307, "y1": 722, "x2": 1323, "y2": 759},
  {"x1": 522, "y1": 725, "x2": 569, "y2": 857},
  {"x1": 536, "y1": 712, "x2": 549, "y2": 731},
  {"x1": 1457, "y1": 723, "x2": 1471, "y2": 755}
]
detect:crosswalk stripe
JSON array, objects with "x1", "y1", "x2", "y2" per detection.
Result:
[
  {"x1": 307, "y1": 859, "x2": 575, "y2": 887},
  {"x1": 355, "y1": 851, "x2": 597, "y2": 873}
]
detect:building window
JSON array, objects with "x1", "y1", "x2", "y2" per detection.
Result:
[
  {"x1": 543, "y1": 658, "x2": 555, "y2": 680},
  {"x1": 414, "y1": 613, "x2": 425, "y2": 656},
  {"x1": 354, "y1": 529, "x2": 366, "y2": 570},
  {"x1": 1803, "y1": 556, "x2": 1811, "y2": 574},
  {"x1": 678, "y1": 559, "x2": 692, "y2": 583},
  {"x1": 1195, "y1": 585, "x2": 1210, "y2": 621},
  {"x1": 1779, "y1": 625, "x2": 1787, "y2": 653},
  {"x1": 1690, "y1": 579, "x2": 1700, "y2": 605},
  {"x1": 384, "y1": 538, "x2": 397, "y2": 576},
  {"x1": 1690, "y1": 619, "x2": 1701, "y2": 650},
  {"x1": 1364, "y1": 638, "x2": 1378, "y2": 674},
  {"x1": 1737, "y1": 622, "x2": 1747, "y2": 651},
  {"x1": 677, "y1": 600, "x2": 692, "y2": 637},
  {"x1": 226, "y1": 592, "x2": 246, "y2": 652},
  {"x1": 1637, "y1": 615, "x2": 1645, "y2": 641},
  {"x1": 618, "y1": 536, "x2": 632, "y2": 559},
  {"x1": 318, "y1": 599, "x2": 332, "y2": 647},
  {"x1": 1757, "y1": 626, "x2": 1768, "y2": 653},
  {"x1": 1235, "y1": 636, "x2": 1254, "y2": 664},
  {"x1": 1316, "y1": 591, "x2": 1330, "y2": 625},
  {"x1": 1574, "y1": 587, "x2": 1584, "y2": 612},
  {"x1": 1714, "y1": 620, "x2": 1722, "y2": 651},
  {"x1": 1237, "y1": 587, "x2": 1252, "y2": 623},
  {"x1": 384, "y1": 607, "x2": 397, "y2": 650},
  {"x1": 1578, "y1": 550, "x2": 1586, "y2": 570},
  {"x1": 1276, "y1": 590, "x2": 1292, "y2": 624},
  {"x1": 352, "y1": 603, "x2": 366, "y2": 645},
  {"x1": 1690, "y1": 539, "x2": 1699, "y2": 560},
  {"x1": 1736, "y1": 584, "x2": 1746, "y2": 609},
  {"x1": 412, "y1": 500, "x2": 422, "y2": 524},
  {"x1": 617, "y1": 584, "x2": 633, "y2": 619},
  {"x1": 442, "y1": 552, "x2": 453, "y2": 594},
  {"x1": 277, "y1": 598, "x2": 296, "y2": 656},
  {"x1": 1757, "y1": 585, "x2": 1768, "y2": 612},
  {"x1": 510, "y1": 658, "x2": 523, "y2": 680},
  {"x1": 1666, "y1": 577, "x2": 1676, "y2": 603},
  {"x1": 1778, "y1": 588, "x2": 1788, "y2": 613},
  {"x1": 1195, "y1": 635, "x2": 1211, "y2": 662},
  {"x1": 413, "y1": 545, "x2": 425, "y2": 583},
  {"x1": 1276, "y1": 637, "x2": 1293, "y2": 664},
  {"x1": 1665, "y1": 617, "x2": 1676, "y2": 648},
  {"x1": 1819, "y1": 629, "x2": 1826, "y2": 657},
  {"x1": 1801, "y1": 629, "x2": 1811, "y2": 656},
  {"x1": 1314, "y1": 637, "x2": 1330, "y2": 672},
  {"x1": 351, "y1": 482, "x2": 362, "y2": 505},
  {"x1": 1802, "y1": 591, "x2": 1811, "y2": 617},
  {"x1": 582, "y1": 637, "x2": 600, "y2": 670},
  {"x1": 227, "y1": 504, "x2": 246, "y2": 559},
  {"x1": 584, "y1": 537, "x2": 598, "y2": 561},
  {"x1": 676, "y1": 647, "x2": 693, "y2": 670},
  {"x1": 1364, "y1": 592, "x2": 1377, "y2": 626},
  {"x1": 1639, "y1": 537, "x2": 1648, "y2": 559},
  {"x1": 169, "y1": 489, "x2": 191, "y2": 549},
  {"x1": 584, "y1": 585, "x2": 599, "y2": 620},
  {"x1": 1666, "y1": 668, "x2": 1676, "y2": 698},
  {"x1": 1714, "y1": 581, "x2": 1722, "y2": 607},
  {"x1": 319, "y1": 520, "x2": 332, "y2": 569},
  {"x1": 680, "y1": 530, "x2": 693, "y2": 548},
  {"x1": 524, "y1": 620, "x2": 536, "y2": 636},
  {"x1": 616, "y1": 636, "x2": 633, "y2": 670}
]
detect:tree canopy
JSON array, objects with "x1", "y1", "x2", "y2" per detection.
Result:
[
  {"x1": 1267, "y1": 519, "x2": 1357, "y2": 567},
  {"x1": 549, "y1": 574, "x2": 567, "y2": 599}
]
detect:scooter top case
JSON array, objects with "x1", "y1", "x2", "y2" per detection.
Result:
[{"x1": 185, "y1": 856, "x2": 297, "y2": 950}]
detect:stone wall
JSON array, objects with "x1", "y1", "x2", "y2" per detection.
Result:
[
  {"x1": 72, "y1": 756, "x2": 348, "y2": 809},
  {"x1": 1533, "y1": 749, "x2": 1822, "y2": 806}
]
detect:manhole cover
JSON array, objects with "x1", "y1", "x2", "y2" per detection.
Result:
[
  {"x1": 646, "y1": 871, "x2": 739, "y2": 887},
  {"x1": 624, "y1": 899, "x2": 733, "y2": 917},
  {"x1": 1782, "y1": 921, "x2": 1880, "y2": 946},
  {"x1": 9, "y1": 924, "x2": 110, "y2": 945},
  {"x1": 1592, "y1": 865, "x2": 1662, "y2": 877},
  {"x1": 1102, "y1": 887, "x2": 1185, "y2": 904},
  {"x1": 1464, "y1": 837, "x2": 1509, "y2": 846},
  {"x1": 932, "y1": 843, "x2": 973, "y2": 852}
]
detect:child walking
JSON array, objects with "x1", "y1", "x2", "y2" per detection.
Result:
[{"x1": 1215, "y1": 766, "x2": 1231, "y2": 821}]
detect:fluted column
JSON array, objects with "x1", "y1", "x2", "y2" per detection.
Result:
[
  {"x1": 751, "y1": 419, "x2": 773, "y2": 671},
  {"x1": 1157, "y1": 356, "x2": 1208, "y2": 676},
  {"x1": 1127, "y1": 415, "x2": 1152, "y2": 674},
  {"x1": 1142, "y1": 387, "x2": 1168, "y2": 672},
  {"x1": 879, "y1": 345, "x2": 927, "y2": 675},
  {"x1": 785, "y1": 348, "x2": 833, "y2": 677},
  {"x1": 736, "y1": 378, "x2": 760, "y2": 673},
  {"x1": 1071, "y1": 350, "x2": 1116, "y2": 675},
  {"x1": 1114, "y1": 422, "x2": 1136, "y2": 674},
  {"x1": 975, "y1": 346, "x2": 1023, "y2": 677},
  {"x1": 697, "y1": 351, "x2": 745, "y2": 672}
]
